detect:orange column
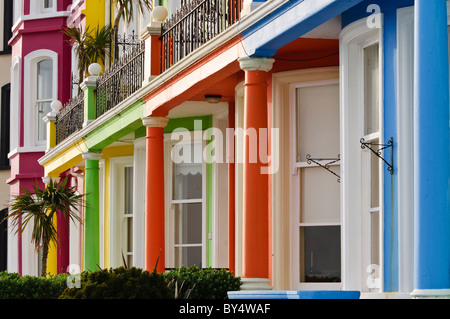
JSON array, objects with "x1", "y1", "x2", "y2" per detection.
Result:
[
  {"x1": 238, "y1": 57, "x2": 274, "y2": 290},
  {"x1": 142, "y1": 116, "x2": 169, "y2": 273}
]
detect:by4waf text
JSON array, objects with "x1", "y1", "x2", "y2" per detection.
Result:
[{"x1": 179, "y1": 302, "x2": 271, "y2": 316}]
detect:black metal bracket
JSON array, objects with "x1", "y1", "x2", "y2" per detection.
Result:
[
  {"x1": 306, "y1": 154, "x2": 341, "y2": 183},
  {"x1": 360, "y1": 137, "x2": 393, "y2": 175}
]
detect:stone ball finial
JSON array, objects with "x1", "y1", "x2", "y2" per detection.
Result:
[
  {"x1": 88, "y1": 63, "x2": 102, "y2": 76},
  {"x1": 51, "y1": 100, "x2": 62, "y2": 113},
  {"x1": 152, "y1": 6, "x2": 168, "y2": 22}
]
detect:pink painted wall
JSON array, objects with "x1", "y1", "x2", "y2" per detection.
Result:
[{"x1": 8, "y1": 0, "x2": 73, "y2": 274}]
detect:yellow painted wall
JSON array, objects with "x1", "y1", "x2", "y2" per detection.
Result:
[{"x1": 82, "y1": 0, "x2": 107, "y2": 29}]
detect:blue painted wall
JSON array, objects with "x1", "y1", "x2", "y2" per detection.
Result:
[{"x1": 342, "y1": 0, "x2": 414, "y2": 292}]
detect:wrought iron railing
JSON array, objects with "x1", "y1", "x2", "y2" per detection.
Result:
[
  {"x1": 160, "y1": 0, "x2": 244, "y2": 73},
  {"x1": 96, "y1": 40, "x2": 145, "y2": 118},
  {"x1": 55, "y1": 91, "x2": 85, "y2": 145}
]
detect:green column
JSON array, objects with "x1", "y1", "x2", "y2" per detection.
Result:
[
  {"x1": 82, "y1": 151, "x2": 102, "y2": 271},
  {"x1": 81, "y1": 63, "x2": 101, "y2": 126}
]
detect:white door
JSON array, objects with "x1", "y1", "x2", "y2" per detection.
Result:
[{"x1": 290, "y1": 80, "x2": 341, "y2": 290}]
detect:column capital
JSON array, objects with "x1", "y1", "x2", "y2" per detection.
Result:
[
  {"x1": 238, "y1": 56, "x2": 275, "y2": 72},
  {"x1": 142, "y1": 116, "x2": 169, "y2": 128},
  {"x1": 82, "y1": 152, "x2": 103, "y2": 161},
  {"x1": 80, "y1": 76, "x2": 98, "y2": 90}
]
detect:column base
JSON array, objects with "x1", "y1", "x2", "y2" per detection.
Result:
[
  {"x1": 411, "y1": 289, "x2": 450, "y2": 299},
  {"x1": 240, "y1": 278, "x2": 272, "y2": 290}
]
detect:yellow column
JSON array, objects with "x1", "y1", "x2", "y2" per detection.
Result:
[
  {"x1": 44, "y1": 100, "x2": 61, "y2": 150},
  {"x1": 42, "y1": 176, "x2": 60, "y2": 276}
]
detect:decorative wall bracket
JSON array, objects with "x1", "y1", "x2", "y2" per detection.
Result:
[
  {"x1": 360, "y1": 137, "x2": 393, "y2": 175},
  {"x1": 306, "y1": 154, "x2": 341, "y2": 183}
]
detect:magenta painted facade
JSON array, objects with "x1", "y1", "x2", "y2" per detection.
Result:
[{"x1": 7, "y1": 0, "x2": 72, "y2": 275}]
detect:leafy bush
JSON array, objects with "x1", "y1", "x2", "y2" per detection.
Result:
[
  {"x1": 0, "y1": 271, "x2": 68, "y2": 299},
  {"x1": 164, "y1": 266, "x2": 241, "y2": 299},
  {"x1": 59, "y1": 266, "x2": 174, "y2": 299}
]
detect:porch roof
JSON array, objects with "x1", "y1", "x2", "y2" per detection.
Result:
[{"x1": 241, "y1": 0, "x2": 364, "y2": 57}]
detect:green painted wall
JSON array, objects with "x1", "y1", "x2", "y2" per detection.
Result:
[{"x1": 84, "y1": 100, "x2": 145, "y2": 150}]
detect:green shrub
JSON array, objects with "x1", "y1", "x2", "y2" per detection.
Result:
[
  {"x1": 0, "y1": 271, "x2": 68, "y2": 299},
  {"x1": 59, "y1": 266, "x2": 174, "y2": 299},
  {"x1": 164, "y1": 266, "x2": 241, "y2": 299}
]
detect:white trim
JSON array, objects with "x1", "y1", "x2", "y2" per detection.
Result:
[
  {"x1": 10, "y1": 57, "x2": 21, "y2": 153},
  {"x1": 23, "y1": 49, "x2": 58, "y2": 148},
  {"x1": 98, "y1": 159, "x2": 105, "y2": 269},
  {"x1": 396, "y1": 5, "x2": 415, "y2": 294},
  {"x1": 133, "y1": 137, "x2": 146, "y2": 269},
  {"x1": 411, "y1": 289, "x2": 450, "y2": 299},
  {"x1": 234, "y1": 82, "x2": 245, "y2": 278},
  {"x1": 109, "y1": 156, "x2": 134, "y2": 268},
  {"x1": 339, "y1": 14, "x2": 384, "y2": 293}
]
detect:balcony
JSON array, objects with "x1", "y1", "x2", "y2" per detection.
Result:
[
  {"x1": 55, "y1": 91, "x2": 84, "y2": 145},
  {"x1": 96, "y1": 41, "x2": 145, "y2": 118},
  {"x1": 54, "y1": 0, "x2": 245, "y2": 145},
  {"x1": 160, "y1": 0, "x2": 244, "y2": 72}
]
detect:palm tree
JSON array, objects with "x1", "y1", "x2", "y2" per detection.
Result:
[
  {"x1": 63, "y1": 25, "x2": 112, "y2": 90},
  {"x1": 3, "y1": 177, "x2": 83, "y2": 277},
  {"x1": 112, "y1": 0, "x2": 153, "y2": 60}
]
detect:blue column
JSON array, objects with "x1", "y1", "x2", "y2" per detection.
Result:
[{"x1": 413, "y1": 0, "x2": 450, "y2": 297}]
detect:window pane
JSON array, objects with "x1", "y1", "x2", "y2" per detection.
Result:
[
  {"x1": 300, "y1": 167, "x2": 340, "y2": 223},
  {"x1": 44, "y1": 0, "x2": 53, "y2": 9},
  {"x1": 127, "y1": 217, "x2": 133, "y2": 253},
  {"x1": 175, "y1": 246, "x2": 202, "y2": 268},
  {"x1": 300, "y1": 226, "x2": 341, "y2": 282},
  {"x1": 174, "y1": 203, "x2": 202, "y2": 245},
  {"x1": 370, "y1": 143, "x2": 380, "y2": 208},
  {"x1": 124, "y1": 167, "x2": 133, "y2": 215},
  {"x1": 371, "y1": 211, "x2": 380, "y2": 267},
  {"x1": 37, "y1": 101, "x2": 51, "y2": 141},
  {"x1": 172, "y1": 142, "x2": 203, "y2": 200},
  {"x1": 37, "y1": 59, "x2": 52, "y2": 100},
  {"x1": 296, "y1": 84, "x2": 340, "y2": 162},
  {"x1": 364, "y1": 43, "x2": 380, "y2": 135}
]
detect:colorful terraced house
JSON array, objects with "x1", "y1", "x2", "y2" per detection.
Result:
[{"x1": 6, "y1": 0, "x2": 450, "y2": 299}]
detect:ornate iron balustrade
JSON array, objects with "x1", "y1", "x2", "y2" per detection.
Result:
[
  {"x1": 96, "y1": 40, "x2": 145, "y2": 118},
  {"x1": 161, "y1": 0, "x2": 244, "y2": 72},
  {"x1": 55, "y1": 91, "x2": 85, "y2": 145}
]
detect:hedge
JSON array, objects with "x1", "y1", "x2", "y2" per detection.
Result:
[
  {"x1": 0, "y1": 271, "x2": 68, "y2": 299},
  {"x1": 59, "y1": 266, "x2": 174, "y2": 299},
  {"x1": 0, "y1": 266, "x2": 241, "y2": 299},
  {"x1": 164, "y1": 266, "x2": 241, "y2": 299}
]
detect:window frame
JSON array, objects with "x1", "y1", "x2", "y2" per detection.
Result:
[
  {"x1": 289, "y1": 79, "x2": 342, "y2": 291},
  {"x1": 339, "y1": 13, "x2": 384, "y2": 293},
  {"x1": 109, "y1": 156, "x2": 134, "y2": 268},
  {"x1": 164, "y1": 131, "x2": 207, "y2": 269},
  {"x1": 23, "y1": 50, "x2": 58, "y2": 149}
]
